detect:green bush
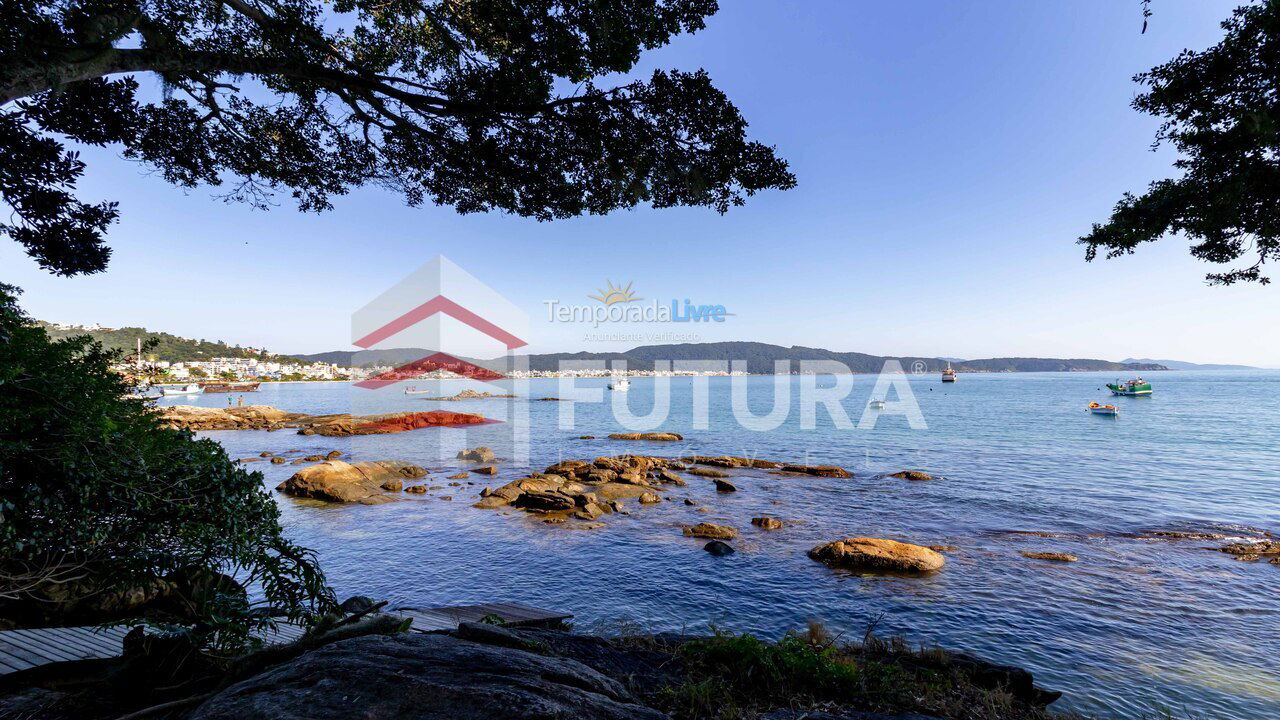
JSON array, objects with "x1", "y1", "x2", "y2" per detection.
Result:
[{"x1": 0, "y1": 283, "x2": 333, "y2": 648}]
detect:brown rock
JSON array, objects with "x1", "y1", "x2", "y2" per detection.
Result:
[
  {"x1": 472, "y1": 496, "x2": 510, "y2": 509},
  {"x1": 683, "y1": 523, "x2": 738, "y2": 540},
  {"x1": 713, "y1": 479, "x2": 737, "y2": 493},
  {"x1": 381, "y1": 479, "x2": 404, "y2": 492},
  {"x1": 405, "y1": 485, "x2": 427, "y2": 494},
  {"x1": 1218, "y1": 540, "x2": 1280, "y2": 556},
  {"x1": 1020, "y1": 551, "x2": 1078, "y2": 562},
  {"x1": 607, "y1": 432, "x2": 683, "y2": 442},
  {"x1": 260, "y1": 451, "x2": 273, "y2": 458},
  {"x1": 474, "y1": 465, "x2": 498, "y2": 475},
  {"x1": 290, "y1": 458, "x2": 308, "y2": 465},
  {"x1": 326, "y1": 450, "x2": 343, "y2": 460},
  {"x1": 270, "y1": 456, "x2": 287, "y2": 464},
  {"x1": 688, "y1": 467, "x2": 729, "y2": 478},
  {"x1": 237, "y1": 457, "x2": 262, "y2": 463},
  {"x1": 448, "y1": 472, "x2": 470, "y2": 479},
  {"x1": 684, "y1": 455, "x2": 781, "y2": 469},
  {"x1": 781, "y1": 464, "x2": 851, "y2": 478},
  {"x1": 457, "y1": 446, "x2": 496, "y2": 464},
  {"x1": 890, "y1": 470, "x2": 932, "y2": 481},
  {"x1": 514, "y1": 491, "x2": 575, "y2": 512},
  {"x1": 276, "y1": 460, "x2": 427, "y2": 503},
  {"x1": 638, "y1": 491, "x2": 662, "y2": 504},
  {"x1": 808, "y1": 537, "x2": 944, "y2": 574},
  {"x1": 751, "y1": 516, "x2": 784, "y2": 530},
  {"x1": 304, "y1": 455, "x2": 324, "y2": 462},
  {"x1": 929, "y1": 545, "x2": 960, "y2": 552}
]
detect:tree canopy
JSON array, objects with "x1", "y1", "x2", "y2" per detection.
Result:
[
  {"x1": 0, "y1": 0, "x2": 795, "y2": 276},
  {"x1": 0, "y1": 283, "x2": 333, "y2": 641},
  {"x1": 1081, "y1": 0, "x2": 1280, "y2": 284}
]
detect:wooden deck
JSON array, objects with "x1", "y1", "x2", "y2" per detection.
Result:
[{"x1": 0, "y1": 602, "x2": 571, "y2": 676}]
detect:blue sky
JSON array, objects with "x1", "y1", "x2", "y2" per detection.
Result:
[{"x1": 4, "y1": 0, "x2": 1275, "y2": 365}]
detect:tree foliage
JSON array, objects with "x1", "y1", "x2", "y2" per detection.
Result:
[
  {"x1": 1081, "y1": 0, "x2": 1280, "y2": 284},
  {"x1": 0, "y1": 0, "x2": 795, "y2": 276},
  {"x1": 0, "y1": 283, "x2": 334, "y2": 641}
]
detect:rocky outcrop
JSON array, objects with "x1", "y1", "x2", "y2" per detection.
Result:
[
  {"x1": 156, "y1": 405, "x2": 486, "y2": 436},
  {"x1": 688, "y1": 467, "x2": 730, "y2": 478},
  {"x1": 471, "y1": 455, "x2": 688, "y2": 524},
  {"x1": 189, "y1": 632, "x2": 666, "y2": 720},
  {"x1": 607, "y1": 432, "x2": 684, "y2": 441},
  {"x1": 780, "y1": 463, "x2": 851, "y2": 478},
  {"x1": 890, "y1": 470, "x2": 932, "y2": 481},
  {"x1": 1217, "y1": 540, "x2": 1280, "y2": 556},
  {"x1": 684, "y1": 455, "x2": 782, "y2": 469},
  {"x1": 276, "y1": 460, "x2": 427, "y2": 503},
  {"x1": 808, "y1": 538, "x2": 944, "y2": 574},
  {"x1": 457, "y1": 446, "x2": 496, "y2": 463},
  {"x1": 1020, "y1": 551, "x2": 1078, "y2": 562},
  {"x1": 420, "y1": 389, "x2": 515, "y2": 400},
  {"x1": 683, "y1": 522, "x2": 738, "y2": 540}
]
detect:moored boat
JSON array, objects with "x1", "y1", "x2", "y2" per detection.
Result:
[
  {"x1": 608, "y1": 378, "x2": 630, "y2": 391},
  {"x1": 869, "y1": 399, "x2": 887, "y2": 409},
  {"x1": 941, "y1": 362, "x2": 957, "y2": 383},
  {"x1": 1088, "y1": 402, "x2": 1118, "y2": 416},
  {"x1": 159, "y1": 383, "x2": 203, "y2": 396},
  {"x1": 1107, "y1": 378, "x2": 1152, "y2": 396}
]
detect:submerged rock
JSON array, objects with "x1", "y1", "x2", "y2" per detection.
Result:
[
  {"x1": 1019, "y1": 551, "x2": 1078, "y2": 562},
  {"x1": 808, "y1": 537, "x2": 944, "y2": 574},
  {"x1": 752, "y1": 516, "x2": 784, "y2": 530},
  {"x1": 889, "y1": 470, "x2": 932, "y2": 481},
  {"x1": 683, "y1": 523, "x2": 738, "y2": 540},
  {"x1": 688, "y1": 467, "x2": 730, "y2": 478},
  {"x1": 713, "y1": 478, "x2": 737, "y2": 493},
  {"x1": 276, "y1": 460, "x2": 427, "y2": 503},
  {"x1": 704, "y1": 540, "x2": 736, "y2": 556},
  {"x1": 781, "y1": 463, "x2": 851, "y2": 478},
  {"x1": 1218, "y1": 540, "x2": 1280, "y2": 556}
]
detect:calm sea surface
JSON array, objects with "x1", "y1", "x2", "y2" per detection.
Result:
[{"x1": 161, "y1": 370, "x2": 1280, "y2": 720}]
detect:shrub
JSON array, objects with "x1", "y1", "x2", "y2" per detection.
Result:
[{"x1": 0, "y1": 283, "x2": 333, "y2": 648}]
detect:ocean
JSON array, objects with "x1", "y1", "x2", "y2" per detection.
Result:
[{"x1": 161, "y1": 370, "x2": 1280, "y2": 719}]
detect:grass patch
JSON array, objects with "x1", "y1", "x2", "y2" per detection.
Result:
[{"x1": 652, "y1": 622, "x2": 1082, "y2": 720}]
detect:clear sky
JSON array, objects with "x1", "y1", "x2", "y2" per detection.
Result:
[{"x1": 4, "y1": 1, "x2": 1274, "y2": 366}]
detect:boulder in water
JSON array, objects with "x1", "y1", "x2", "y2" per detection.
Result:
[{"x1": 808, "y1": 537, "x2": 944, "y2": 574}]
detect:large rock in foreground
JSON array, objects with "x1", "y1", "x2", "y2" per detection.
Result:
[
  {"x1": 277, "y1": 460, "x2": 427, "y2": 503},
  {"x1": 189, "y1": 632, "x2": 665, "y2": 720},
  {"x1": 808, "y1": 537, "x2": 944, "y2": 574}
]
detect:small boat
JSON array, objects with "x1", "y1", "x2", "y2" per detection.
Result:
[
  {"x1": 159, "y1": 383, "x2": 203, "y2": 396},
  {"x1": 199, "y1": 382, "x2": 261, "y2": 393},
  {"x1": 869, "y1": 399, "x2": 887, "y2": 409},
  {"x1": 1088, "y1": 402, "x2": 1118, "y2": 416},
  {"x1": 404, "y1": 386, "x2": 434, "y2": 395},
  {"x1": 608, "y1": 378, "x2": 631, "y2": 391},
  {"x1": 1107, "y1": 378, "x2": 1152, "y2": 396},
  {"x1": 941, "y1": 362, "x2": 957, "y2": 383}
]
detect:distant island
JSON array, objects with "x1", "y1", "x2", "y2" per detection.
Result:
[
  {"x1": 292, "y1": 341, "x2": 1169, "y2": 374},
  {"x1": 1120, "y1": 358, "x2": 1260, "y2": 371}
]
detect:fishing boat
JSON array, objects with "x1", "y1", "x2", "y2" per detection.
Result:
[
  {"x1": 159, "y1": 383, "x2": 203, "y2": 396},
  {"x1": 1088, "y1": 402, "x2": 1118, "y2": 416},
  {"x1": 608, "y1": 378, "x2": 630, "y2": 391},
  {"x1": 1107, "y1": 378, "x2": 1152, "y2": 396},
  {"x1": 869, "y1": 399, "x2": 887, "y2": 409},
  {"x1": 941, "y1": 362, "x2": 957, "y2": 383},
  {"x1": 199, "y1": 382, "x2": 261, "y2": 393}
]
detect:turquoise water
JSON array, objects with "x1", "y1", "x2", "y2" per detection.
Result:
[{"x1": 165, "y1": 371, "x2": 1280, "y2": 719}]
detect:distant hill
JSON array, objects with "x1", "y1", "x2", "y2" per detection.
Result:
[
  {"x1": 39, "y1": 323, "x2": 298, "y2": 364},
  {"x1": 1121, "y1": 358, "x2": 1258, "y2": 371},
  {"x1": 293, "y1": 342, "x2": 1166, "y2": 373}
]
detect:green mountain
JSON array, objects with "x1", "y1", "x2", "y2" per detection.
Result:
[
  {"x1": 292, "y1": 342, "x2": 1167, "y2": 373},
  {"x1": 38, "y1": 323, "x2": 298, "y2": 364}
]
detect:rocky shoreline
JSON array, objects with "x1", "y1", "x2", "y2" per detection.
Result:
[
  {"x1": 156, "y1": 405, "x2": 487, "y2": 435},
  {"x1": 1, "y1": 610, "x2": 1067, "y2": 720}
]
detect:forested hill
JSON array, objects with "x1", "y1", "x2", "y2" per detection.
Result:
[
  {"x1": 38, "y1": 323, "x2": 297, "y2": 363},
  {"x1": 292, "y1": 341, "x2": 1167, "y2": 374}
]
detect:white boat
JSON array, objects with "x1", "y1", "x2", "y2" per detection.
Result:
[
  {"x1": 869, "y1": 399, "x2": 886, "y2": 409},
  {"x1": 160, "y1": 383, "x2": 202, "y2": 396},
  {"x1": 404, "y1": 386, "x2": 434, "y2": 395},
  {"x1": 608, "y1": 378, "x2": 631, "y2": 391}
]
